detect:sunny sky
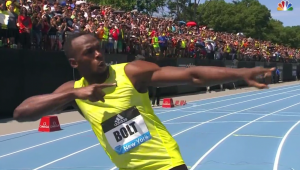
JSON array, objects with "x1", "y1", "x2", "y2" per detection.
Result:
[{"x1": 224, "y1": 0, "x2": 299, "y2": 26}]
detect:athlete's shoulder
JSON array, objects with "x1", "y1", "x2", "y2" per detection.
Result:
[
  {"x1": 126, "y1": 60, "x2": 160, "y2": 75},
  {"x1": 110, "y1": 62, "x2": 128, "y2": 69},
  {"x1": 123, "y1": 60, "x2": 160, "y2": 91}
]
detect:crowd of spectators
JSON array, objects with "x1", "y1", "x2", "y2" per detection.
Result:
[{"x1": 0, "y1": 0, "x2": 299, "y2": 63}]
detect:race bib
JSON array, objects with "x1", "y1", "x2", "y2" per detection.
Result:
[{"x1": 101, "y1": 107, "x2": 152, "y2": 155}]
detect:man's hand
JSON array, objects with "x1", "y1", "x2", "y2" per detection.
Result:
[
  {"x1": 74, "y1": 83, "x2": 116, "y2": 102},
  {"x1": 242, "y1": 67, "x2": 275, "y2": 89}
]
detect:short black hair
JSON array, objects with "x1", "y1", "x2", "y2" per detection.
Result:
[{"x1": 64, "y1": 32, "x2": 90, "y2": 59}]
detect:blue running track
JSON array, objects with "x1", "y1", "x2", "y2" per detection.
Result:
[{"x1": 1, "y1": 84, "x2": 300, "y2": 170}]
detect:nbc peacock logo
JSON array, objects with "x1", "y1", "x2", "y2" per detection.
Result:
[{"x1": 277, "y1": 0, "x2": 293, "y2": 11}]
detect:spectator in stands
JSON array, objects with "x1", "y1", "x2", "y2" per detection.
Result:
[
  {"x1": 6, "y1": 4, "x2": 18, "y2": 47},
  {"x1": 0, "y1": 3, "x2": 8, "y2": 47},
  {"x1": 48, "y1": 17, "x2": 58, "y2": 50},
  {"x1": 31, "y1": 12, "x2": 42, "y2": 49},
  {"x1": 41, "y1": 13, "x2": 50, "y2": 50},
  {"x1": 6, "y1": 0, "x2": 20, "y2": 15},
  {"x1": 0, "y1": 0, "x2": 297, "y2": 63},
  {"x1": 69, "y1": 17, "x2": 80, "y2": 33},
  {"x1": 18, "y1": 7, "x2": 32, "y2": 49}
]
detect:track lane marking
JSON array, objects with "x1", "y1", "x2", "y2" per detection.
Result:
[
  {"x1": 32, "y1": 144, "x2": 100, "y2": 170},
  {"x1": 232, "y1": 134, "x2": 282, "y2": 138},
  {"x1": 1, "y1": 84, "x2": 298, "y2": 137},
  {"x1": 2, "y1": 87, "x2": 299, "y2": 159},
  {"x1": 273, "y1": 121, "x2": 300, "y2": 170},
  {"x1": 0, "y1": 130, "x2": 92, "y2": 159},
  {"x1": 189, "y1": 102, "x2": 300, "y2": 170},
  {"x1": 156, "y1": 84, "x2": 299, "y2": 115},
  {"x1": 163, "y1": 88, "x2": 300, "y2": 123}
]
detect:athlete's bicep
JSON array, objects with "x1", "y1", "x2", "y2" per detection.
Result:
[
  {"x1": 150, "y1": 66, "x2": 194, "y2": 87},
  {"x1": 53, "y1": 81, "x2": 75, "y2": 94},
  {"x1": 126, "y1": 60, "x2": 194, "y2": 88}
]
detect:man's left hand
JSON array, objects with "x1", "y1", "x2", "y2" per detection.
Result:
[{"x1": 242, "y1": 67, "x2": 275, "y2": 89}]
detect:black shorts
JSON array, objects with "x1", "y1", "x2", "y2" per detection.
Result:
[
  {"x1": 169, "y1": 164, "x2": 188, "y2": 170},
  {"x1": 0, "y1": 29, "x2": 8, "y2": 38},
  {"x1": 7, "y1": 28, "x2": 19, "y2": 38},
  {"x1": 160, "y1": 46, "x2": 167, "y2": 52}
]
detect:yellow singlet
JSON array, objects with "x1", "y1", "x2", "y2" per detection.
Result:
[{"x1": 74, "y1": 63, "x2": 185, "y2": 170}]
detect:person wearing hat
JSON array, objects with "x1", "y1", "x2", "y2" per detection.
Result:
[{"x1": 6, "y1": 0, "x2": 20, "y2": 15}]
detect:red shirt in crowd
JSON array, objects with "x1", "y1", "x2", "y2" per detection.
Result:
[
  {"x1": 18, "y1": 15, "x2": 32, "y2": 34},
  {"x1": 110, "y1": 28, "x2": 119, "y2": 41}
]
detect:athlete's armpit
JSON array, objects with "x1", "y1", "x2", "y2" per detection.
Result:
[{"x1": 52, "y1": 81, "x2": 77, "y2": 114}]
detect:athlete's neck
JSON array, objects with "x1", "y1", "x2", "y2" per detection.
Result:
[{"x1": 85, "y1": 66, "x2": 110, "y2": 85}]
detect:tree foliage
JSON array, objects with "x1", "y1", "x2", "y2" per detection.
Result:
[
  {"x1": 91, "y1": 0, "x2": 136, "y2": 11},
  {"x1": 90, "y1": 0, "x2": 300, "y2": 48},
  {"x1": 195, "y1": 0, "x2": 300, "y2": 48}
]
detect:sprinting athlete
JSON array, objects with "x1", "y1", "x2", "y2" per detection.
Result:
[{"x1": 13, "y1": 33, "x2": 274, "y2": 170}]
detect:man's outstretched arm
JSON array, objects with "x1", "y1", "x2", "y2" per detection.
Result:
[
  {"x1": 128, "y1": 60, "x2": 274, "y2": 89},
  {"x1": 13, "y1": 81, "x2": 76, "y2": 122}
]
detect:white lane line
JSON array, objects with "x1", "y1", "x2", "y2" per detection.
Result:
[
  {"x1": 189, "y1": 102, "x2": 300, "y2": 170},
  {"x1": 164, "y1": 120, "x2": 298, "y2": 124},
  {"x1": 170, "y1": 110, "x2": 271, "y2": 113},
  {"x1": 260, "y1": 113, "x2": 300, "y2": 117},
  {"x1": 163, "y1": 112, "x2": 300, "y2": 118},
  {"x1": 209, "y1": 110, "x2": 300, "y2": 114},
  {"x1": 0, "y1": 130, "x2": 92, "y2": 159},
  {"x1": 2, "y1": 88, "x2": 298, "y2": 160},
  {"x1": 163, "y1": 88, "x2": 300, "y2": 123},
  {"x1": 156, "y1": 84, "x2": 299, "y2": 115},
  {"x1": 180, "y1": 110, "x2": 300, "y2": 114},
  {"x1": 273, "y1": 121, "x2": 300, "y2": 170},
  {"x1": 164, "y1": 110, "x2": 268, "y2": 113},
  {"x1": 169, "y1": 94, "x2": 300, "y2": 138},
  {"x1": 34, "y1": 93, "x2": 300, "y2": 170},
  {"x1": 0, "y1": 120, "x2": 87, "y2": 137},
  {"x1": 189, "y1": 83, "x2": 298, "y2": 100},
  {"x1": 32, "y1": 144, "x2": 100, "y2": 170},
  {"x1": 171, "y1": 83, "x2": 299, "y2": 105},
  {"x1": 107, "y1": 93, "x2": 300, "y2": 170},
  {"x1": 234, "y1": 113, "x2": 300, "y2": 117},
  {"x1": 2, "y1": 84, "x2": 298, "y2": 137},
  {"x1": 233, "y1": 134, "x2": 283, "y2": 139}
]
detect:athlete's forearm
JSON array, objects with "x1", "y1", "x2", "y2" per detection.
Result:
[
  {"x1": 13, "y1": 91, "x2": 76, "y2": 122},
  {"x1": 189, "y1": 66, "x2": 244, "y2": 86}
]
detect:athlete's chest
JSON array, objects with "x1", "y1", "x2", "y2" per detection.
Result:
[
  {"x1": 75, "y1": 70, "x2": 153, "y2": 154},
  {"x1": 76, "y1": 87, "x2": 142, "y2": 123},
  {"x1": 76, "y1": 75, "x2": 145, "y2": 124}
]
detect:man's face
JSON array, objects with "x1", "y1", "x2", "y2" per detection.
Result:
[
  {"x1": 70, "y1": 34, "x2": 107, "y2": 75},
  {"x1": 9, "y1": 5, "x2": 14, "y2": 11}
]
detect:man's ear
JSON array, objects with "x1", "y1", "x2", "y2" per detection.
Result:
[{"x1": 69, "y1": 58, "x2": 78, "y2": 68}]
